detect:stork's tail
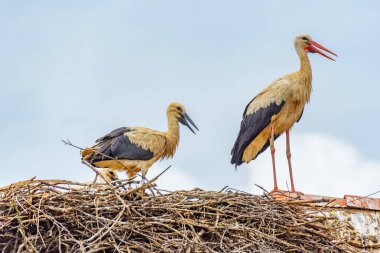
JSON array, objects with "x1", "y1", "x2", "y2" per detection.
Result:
[
  {"x1": 231, "y1": 129, "x2": 280, "y2": 167},
  {"x1": 231, "y1": 140, "x2": 245, "y2": 167}
]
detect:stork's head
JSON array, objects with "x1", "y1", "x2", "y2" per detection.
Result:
[
  {"x1": 294, "y1": 34, "x2": 337, "y2": 61},
  {"x1": 167, "y1": 102, "x2": 199, "y2": 134}
]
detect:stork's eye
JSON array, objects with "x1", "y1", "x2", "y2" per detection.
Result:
[
  {"x1": 302, "y1": 37, "x2": 308, "y2": 41},
  {"x1": 176, "y1": 106, "x2": 182, "y2": 112}
]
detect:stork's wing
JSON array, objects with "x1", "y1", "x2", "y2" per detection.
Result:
[
  {"x1": 90, "y1": 127, "x2": 161, "y2": 163},
  {"x1": 124, "y1": 128, "x2": 167, "y2": 157},
  {"x1": 231, "y1": 79, "x2": 289, "y2": 166},
  {"x1": 95, "y1": 127, "x2": 129, "y2": 143},
  {"x1": 297, "y1": 108, "x2": 304, "y2": 122}
]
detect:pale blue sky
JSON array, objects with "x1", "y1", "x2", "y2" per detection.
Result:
[{"x1": 1, "y1": 1, "x2": 379, "y2": 196}]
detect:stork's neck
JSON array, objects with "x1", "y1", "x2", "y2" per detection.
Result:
[
  {"x1": 294, "y1": 48, "x2": 313, "y2": 103},
  {"x1": 164, "y1": 114, "x2": 180, "y2": 158},
  {"x1": 298, "y1": 50, "x2": 312, "y2": 79}
]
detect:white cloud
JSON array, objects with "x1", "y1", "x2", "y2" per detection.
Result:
[{"x1": 249, "y1": 133, "x2": 380, "y2": 198}]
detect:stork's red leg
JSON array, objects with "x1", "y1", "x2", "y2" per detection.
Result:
[
  {"x1": 270, "y1": 126, "x2": 278, "y2": 191},
  {"x1": 286, "y1": 130, "x2": 296, "y2": 192}
]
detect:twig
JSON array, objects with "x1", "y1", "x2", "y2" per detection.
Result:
[{"x1": 0, "y1": 180, "x2": 357, "y2": 252}]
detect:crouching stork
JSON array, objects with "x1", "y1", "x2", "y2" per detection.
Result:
[
  {"x1": 81, "y1": 102, "x2": 198, "y2": 183},
  {"x1": 231, "y1": 34, "x2": 337, "y2": 192}
]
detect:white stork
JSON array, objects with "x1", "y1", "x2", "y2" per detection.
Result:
[
  {"x1": 82, "y1": 102, "x2": 198, "y2": 183},
  {"x1": 231, "y1": 34, "x2": 337, "y2": 192}
]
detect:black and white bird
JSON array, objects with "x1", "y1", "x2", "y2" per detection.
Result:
[
  {"x1": 81, "y1": 102, "x2": 198, "y2": 182},
  {"x1": 231, "y1": 34, "x2": 337, "y2": 192}
]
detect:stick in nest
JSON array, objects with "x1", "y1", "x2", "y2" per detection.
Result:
[{"x1": 0, "y1": 182, "x2": 357, "y2": 253}]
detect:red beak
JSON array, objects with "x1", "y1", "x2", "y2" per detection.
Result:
[{"x1": 305, "y1": 41, "x2": 337, "y2": 61}]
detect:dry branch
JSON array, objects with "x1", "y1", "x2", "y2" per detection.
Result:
[{"x1": 0, "y1": 179, "x2": 355, "y2": 253}]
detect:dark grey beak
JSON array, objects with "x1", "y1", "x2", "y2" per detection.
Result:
[{"x1": 179, "y1": 113, "x2": 199, "y2": 134}]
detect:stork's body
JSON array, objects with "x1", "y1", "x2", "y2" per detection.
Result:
[
  {"x1": 81, "y1": 102, "x2": 198, "y2": 181},
  {"x1": 231, "y1": 34, "x2": 336, "y2": 192}
]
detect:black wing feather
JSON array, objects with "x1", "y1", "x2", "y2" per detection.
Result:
[
  {"x1": 96, "y1": 127, "x2": 129, "y2": 143},
  {"x1": 90, "y1": 128, "x2": 154, "y2": 164},
  {"x1": 243, "y1": 96, "x2": 257, "y2": 116},
  {"x1": 231, "y1": 100, "x2": 285, "y2": 166}
]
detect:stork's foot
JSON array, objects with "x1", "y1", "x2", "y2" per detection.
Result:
[
  {"x1": 270, "y1": 188, "x2": 281, "y2": 194},
  {"x1": 269, "y1": 189, "x2": 304, "y2": 200}
]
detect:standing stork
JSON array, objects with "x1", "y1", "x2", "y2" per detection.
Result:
[
  {"x1": 231, "y1": 34, "x2": 337, "y2": 192},
  {"x1": 81, "y1": 102, "x2": 198, "y2": 183}
]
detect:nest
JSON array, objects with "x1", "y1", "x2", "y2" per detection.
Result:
[{"x1": 0, "y1": 178, "x2": 355, "y2": 253}]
